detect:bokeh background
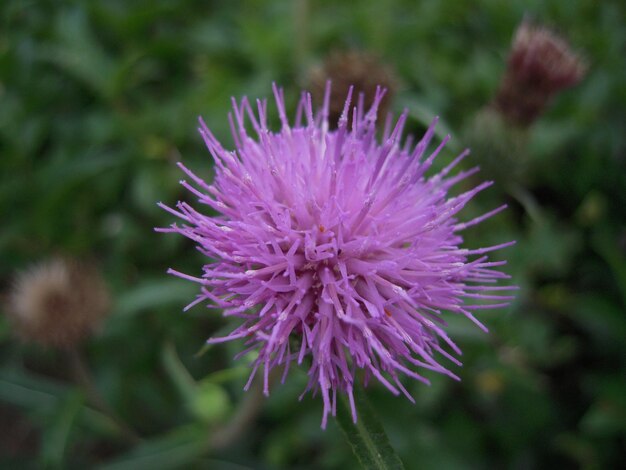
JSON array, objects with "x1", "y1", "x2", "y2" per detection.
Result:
[{"x1": 1, "y1": 0, "x2": 625, "y2": 468}]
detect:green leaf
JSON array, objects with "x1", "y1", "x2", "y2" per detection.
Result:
[
  {"x1": 0, "y1": 367, "x2": 66, "y2": 411},
  {"x1": 336, "y1": 385, "x2": 406, "y2": 470},
  {"x1": 161, "y1": 342, "x2": 197, "y2": 402},
  {"x1": 42, "y1": 9, "x2": 116, "y2": 99},
  {"x1": 42, "y1": 391, "x2": 84, "y2": 468},
  {"x1": 201, "y1": 365, "x2": 251, "y2": 384},
  {"x1": 0, "y1": 367, "x2": 128, "y2": 439},
  {"x1": 116, "y1": 279, "x2": 198, "y2": 317},
  {"x1": 98, "y1": 424, "x2": 209, "y2": 470},
  {"x1": 569, "y1": 294, "x2": 626, "y2": 348},
  {"x1": 162, "y1": 342, "x2": 231, "y2": 423}
]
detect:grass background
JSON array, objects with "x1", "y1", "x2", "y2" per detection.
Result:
[{"x1": 1, "y1": 0, "x2": 625, "y2": 468}]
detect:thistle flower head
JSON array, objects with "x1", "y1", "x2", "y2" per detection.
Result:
[
  {"x1": 6, "y1": 258, "x2": 111, "y2": 348},
  {"x1": 159, "y1": 85, "x2": 514, "y2": 427},
  {"x1": 494, "y1": 20, "x2": 587, "y2": 126}
]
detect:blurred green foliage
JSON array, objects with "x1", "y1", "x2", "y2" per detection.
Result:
[{"x1": 1, "y1": 0, "x2": 625, "y2": 468}]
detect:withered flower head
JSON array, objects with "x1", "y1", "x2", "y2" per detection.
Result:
[
  {"x1": 6, "y1": 258, "x2": 111, "y2": 348},
  {"x1": 309, "y1": 50, "x2": 397, "y2": 128},
  {"x1": 494, "y1": 21, "x2": 587, "y2": 126}
]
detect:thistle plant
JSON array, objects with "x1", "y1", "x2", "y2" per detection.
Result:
[{"x1": 158, "y1": 84, "x2": 514, "y2": 428}]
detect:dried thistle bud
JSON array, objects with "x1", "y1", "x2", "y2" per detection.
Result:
[
  {"x1": 494, "y1": 21, "x2": 587, "y2": 126},
  {"x1": 309, "y1": 50, "x2": 396, "y2": 128},
  {"x1": 6, "y1": 258, "x2": 111, "y2": 348}
]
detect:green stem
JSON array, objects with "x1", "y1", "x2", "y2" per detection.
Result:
[{"x1": 336, "y1": 384, "x2": 405, "y2": 470}]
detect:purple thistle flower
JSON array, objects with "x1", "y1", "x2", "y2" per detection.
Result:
[{"x1": 158, "y1": 84, "x2": 515, "y2": 428}]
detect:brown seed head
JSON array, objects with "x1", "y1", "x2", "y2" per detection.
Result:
[
  {"x1": 6, "y1": 258, "x2": 111, "y2": 348},
  {"x1": 309, "y1": 50, "x2": 397, "y2": 129},
  {"x1": 494, "y1": 21, "x2": 587, "y2": 126}
]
